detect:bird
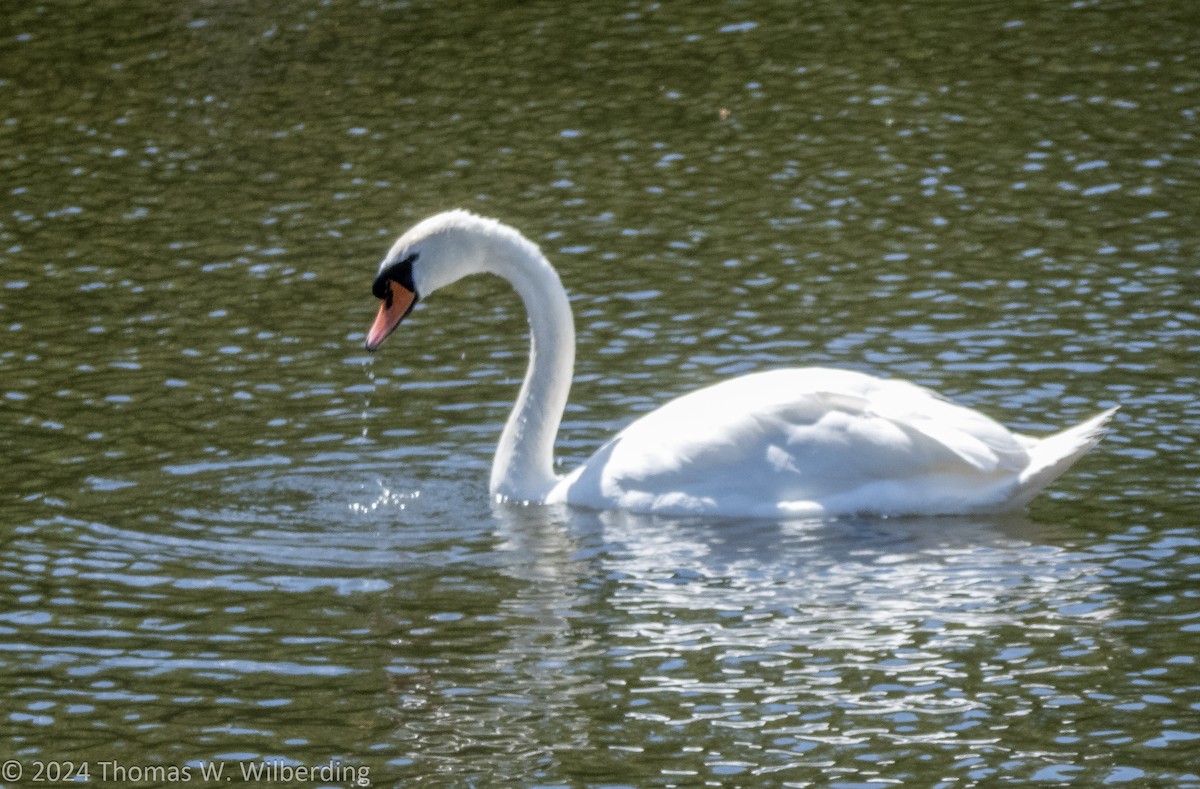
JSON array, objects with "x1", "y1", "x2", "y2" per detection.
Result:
[{"x1": 364, "y1": 210, "x2": 1116, "y2": 519}]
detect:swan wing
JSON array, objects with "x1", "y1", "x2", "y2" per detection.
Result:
[{"x1": 556, "y1": 368, "x2": 1032, "y2": 516}]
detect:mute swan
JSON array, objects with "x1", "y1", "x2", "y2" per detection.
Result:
[{"x1": 365, "y1": 210, "x2": 1116, "y2": 518}]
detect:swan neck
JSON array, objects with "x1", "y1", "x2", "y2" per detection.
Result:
[{"x1": 486, "y1": 235, "x2": 574, "y2": 502}]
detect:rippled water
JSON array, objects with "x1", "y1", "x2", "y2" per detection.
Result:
[{"x1": 2, "y1": 0, "x2": 1198, "y2": 786}]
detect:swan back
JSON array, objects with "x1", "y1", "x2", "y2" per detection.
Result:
[{"x1": 550, "y1": 368, "x2": 1115, "y2": 517}]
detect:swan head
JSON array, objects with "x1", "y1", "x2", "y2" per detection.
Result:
[{"x1": 365, "y1": 210, "x2": 506, "y2": 351}]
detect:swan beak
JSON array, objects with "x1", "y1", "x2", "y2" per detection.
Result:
[{"x1": 365, "y1": 282, "x2": 416, "y2": 351}]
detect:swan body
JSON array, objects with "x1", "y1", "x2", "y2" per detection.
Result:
[{"x1": 365, "y1": 210, "x2": 1115, "y2": 518}]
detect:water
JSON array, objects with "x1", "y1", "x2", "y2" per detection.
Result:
[{"x1": 2, "y1": 0, "x2": 1198, "y2": 785}]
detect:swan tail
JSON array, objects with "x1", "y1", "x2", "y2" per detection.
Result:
[{"x1": 1006, "y1": 406, "x2": 1118, "y2": 508}]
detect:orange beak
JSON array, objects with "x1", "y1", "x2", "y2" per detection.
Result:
[{"x1": 365, "y1": 282, "x2": 416, "y2": 351}]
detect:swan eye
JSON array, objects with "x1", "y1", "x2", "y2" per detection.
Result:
[{"x1": 372, "y1": 253, "x2": 419, "y2": 301}]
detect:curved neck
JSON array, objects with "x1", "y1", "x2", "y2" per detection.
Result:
[{"x1": 484, "y1": 236, "x2": 574, "y2": 502}]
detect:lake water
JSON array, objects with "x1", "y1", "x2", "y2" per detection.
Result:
[{"x1": 2, "y1": 1, "x2": 1198, "y2": 786}]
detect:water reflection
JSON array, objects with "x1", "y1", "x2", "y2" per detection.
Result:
[
  {"x1": 416, "y1": 502, "x2": 1127, "y2": 782},
  {"x1": 494, "y1": 502, "x2": 1111, "y2": 621}
]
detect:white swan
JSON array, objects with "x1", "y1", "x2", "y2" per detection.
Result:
[{"x1": 365, "y1": 210, "x2": 1116, "y2": 518}]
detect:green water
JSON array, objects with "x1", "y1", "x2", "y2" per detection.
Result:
[{"x1": 2, "y1": 1, "x2": 1198, "y2": 786}]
